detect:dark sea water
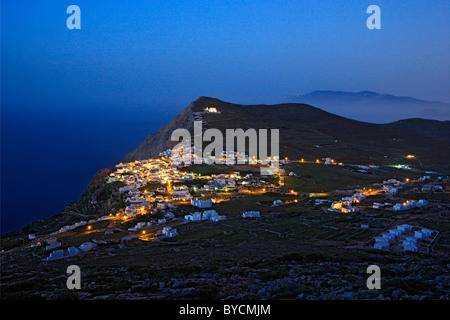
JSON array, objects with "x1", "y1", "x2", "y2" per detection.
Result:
[{"x1": 1, "y1": 107, "x2": 178, "y2": 234}]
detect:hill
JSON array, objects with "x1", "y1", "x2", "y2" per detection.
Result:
[{"x1": 125, "y1": 96, "x2": 449, "y2": 167}]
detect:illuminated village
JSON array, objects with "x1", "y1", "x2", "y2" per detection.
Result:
[{"x1": 20, "y1": 140, "x2": 447, "y2": 262}]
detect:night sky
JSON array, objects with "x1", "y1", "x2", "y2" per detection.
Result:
[{"x1": 2, "y1": 0, "x2": 449, "y2": 115}]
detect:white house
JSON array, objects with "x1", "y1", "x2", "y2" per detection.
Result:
[
  {"x1": 162, "y1": 226, "x2": 178, "y2": 238},
  {"x1": 128, "y1": 222, "x2": 146, "y2": 232},
  {"x1": 393, "y1": 200, "x2": 417, "y2": 211},
  {"x1": 67, "y1": 246, "x2": 79, "y2": 257},
  {"x1": 382, "y1": 233, "x2": 395, "y2": 241},
  {"x1": 46, "y1": 249, "x2": 65, "y2": 261},
  {"x1": 172, "y1": 185, "x2": 191, "y2": 200},
  {"x1": 414, "y1": 231, "x2": 425, "y2": 239},
  {"x1": 204, "y1": 107, "x2": 220, "y2": 113},
  {"x1": 389, "y1": 229, "x2": 402, "y2": 237},
  {"x1": 156, "y1": 202, "x2": 168, "y2": 210},
  {"x1": 119, "y1": 185, "x2": 135, "y2": 193},
  {"x1": 242, "y1": 211, "x2": 261, "y2": 218},
  {"x1": 45, "y1": 241, "x2": 61, "y2": 251},
  {"x1": 185, "y1": 212, "x2": 202, "y2": 221},
  {"x1": 211, "y1": 215, "x2": 227, "y2": 222},
  {"x1": 416, "y1": 199, "x2": 429, "y2": 207},
  {"x1": 191, "y1": 198, "x2": 212, "y2": 208},
  {"x1": 403, "y1": 243, "x2": 418, "y2": 252},
  {"x1": 420, "y1": 228, "x2": 432, "y2": 237},
  {"x1": 202, "y1": 210, "x2": 219, "y2": 221},
  {"x1": 397, "y1": 224, "x2": 413, "y2": 232},
  {"x1": 382, "y1": 185, "x2": 398, "y2": 195},
  {"x1": 79, "y1": 242, "x2": 96, "y2": 253}
]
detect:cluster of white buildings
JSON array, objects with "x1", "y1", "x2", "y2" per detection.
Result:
[
  {"x1": 204, "y1": 107, "x2": 220, "y2": 113},
  {"x1": 381, "y1": 179, "x2": 405, "y2": 195},
  {"x1": 371, "y1": 202, "x2": 393, "y2": 209},
  {"x1": 374, "y1": 224, "x2": 413, "y2": 250},
  {"x1": 191, "y1": 198, "x2": 212, "y2": 208},
  {"x1": 128, "y1": 221, "x2": 148, "y2": 232},
  {"x1": 45, "y1": 241, "x2": 97, "y2": 261},
  {"x1": 196, "y1": 173, "x2": 240, "y2": 192},
  {"x1": 110, "y1": 159, "x2": 198, "y2": 206},
  {"x1": 418, "y1": 174, "x2": 447, "y2": 191},
  {"x1": 403, "y1": 228, "x2": 434, "y2": 252},
  {"x1": 393, "y1": 199, "x2": 428, "y2": 211},
  {"x1": 161, "y1": 226, "x2": 178, "y2": 238},
  {"x1": 328, "y1": 192, "x2": 365, "y2": 213},
  {"x1": 374, "y1": 224, "x2": 435, "y2": 252},
  {"x1": 48, "y1": 215, "x2": 114, "y2": 236},
  {"x1": 184, "y1": 210, "x2": 227, "y2": 222},
  {"x1": 382, "y1": 185, "x2": 398, "y2": 195},
  {"x1": 421, "y1": 184, "x2": 443, "y2": 193},
  {"x1": 172, "y1": 185, "x2": 192, "y2": 201}
]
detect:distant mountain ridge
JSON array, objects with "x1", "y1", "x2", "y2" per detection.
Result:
[
  {"x1": 125, "y1": 96, "x2": 449, "y2": 167},
  {"x1": 290, "y1": 91, "x2": 450, "y2": 123}
]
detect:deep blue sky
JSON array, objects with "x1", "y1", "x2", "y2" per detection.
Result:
[{"x1": 2, "y1": 0, "x2": 450, "y2": 115}]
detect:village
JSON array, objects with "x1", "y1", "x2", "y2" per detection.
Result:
[
  {"x1": 21, "y1": 141, "x2": 447, "y2": 262},
  {"x1": 6, "y1": 146, "x2": 445, "y2": 301},
  {"x1": 16, "y1": 107, "x2": 448, "y2": 261}
]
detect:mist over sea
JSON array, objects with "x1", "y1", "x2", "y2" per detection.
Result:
[{"x1": 1, "y1": 106, "x2": 178, "y2": 234}]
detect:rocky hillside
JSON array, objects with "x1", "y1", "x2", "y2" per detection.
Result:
[{"x1": 124, "y1": 103, "x2": 196, "y2": 161}]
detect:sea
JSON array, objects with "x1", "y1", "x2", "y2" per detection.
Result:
[{"x1": 1, "y1": 106, "x2": 179, "y2": 234}]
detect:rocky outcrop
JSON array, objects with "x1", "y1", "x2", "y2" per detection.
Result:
[{"x1": 124, "y1": 103, "x2": 195, "y2": 162}]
